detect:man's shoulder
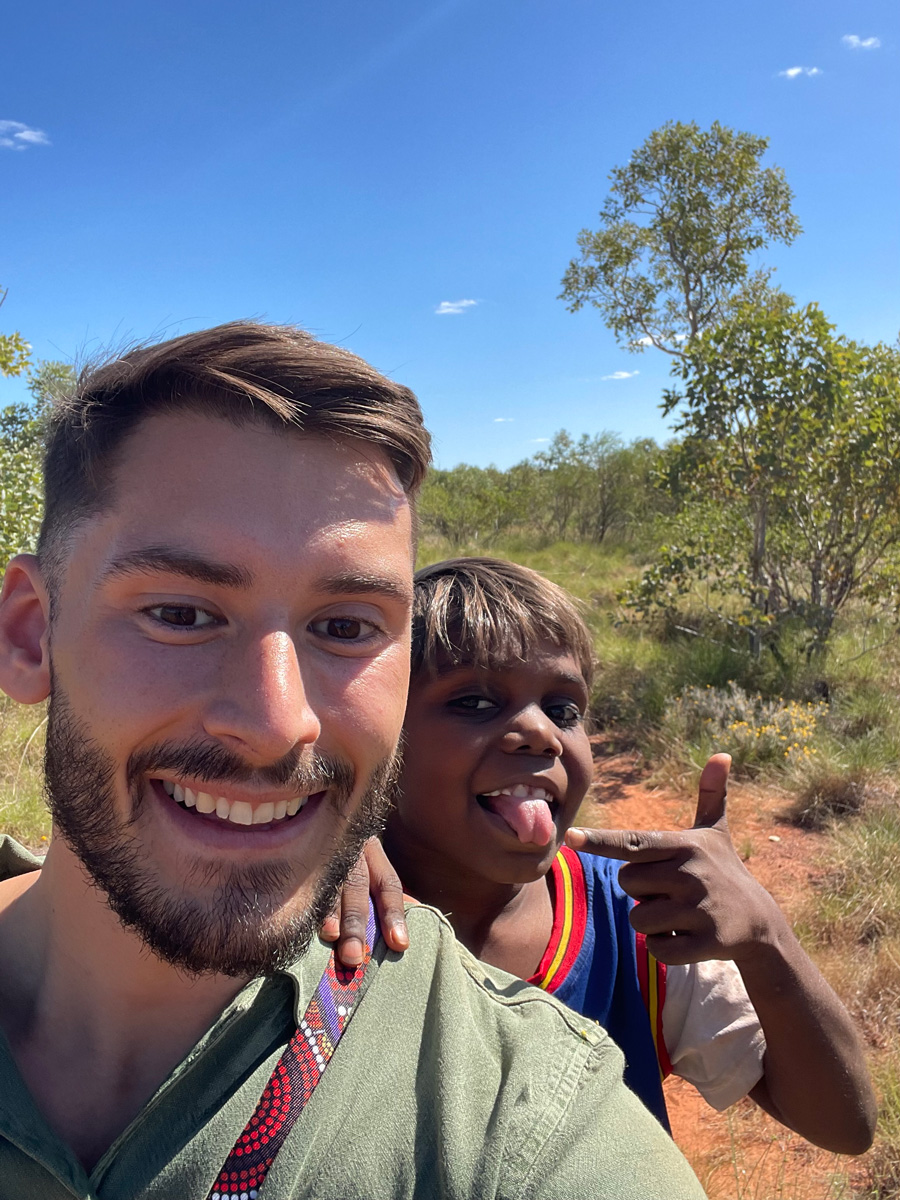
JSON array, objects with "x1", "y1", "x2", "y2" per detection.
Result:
[
  {"x1": 310, "y1": 902, "x2": 706, "y2": 1199},
  {"x1": 397, "y1": 901, "x2": 614, "y2": 1052}
]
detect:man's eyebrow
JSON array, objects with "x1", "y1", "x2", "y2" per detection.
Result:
[
  {"x1": 313, "y1": 571, "x2": 413, "y2": 605},
  {"x1": 101, "y1": 547, "x2": 254, "y2": 590}
]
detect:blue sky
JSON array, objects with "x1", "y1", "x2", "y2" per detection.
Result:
[{"x1": 2, "y1": 0, "x2": 897, "y2": 468}]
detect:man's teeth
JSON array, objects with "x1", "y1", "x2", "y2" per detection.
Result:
[
  {"x1": 161, "y1": 780, "x2": 308, "y2": 825},
  {"x1": 481, "y1": 784, "x2": 553, "y2": 802}
]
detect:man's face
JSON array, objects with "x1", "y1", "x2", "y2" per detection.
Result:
[{"x1": 43, "y1": 411, "x2": 413, "y2": 975}]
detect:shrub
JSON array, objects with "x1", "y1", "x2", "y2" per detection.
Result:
[{"x1": 661, "y1": 682, "x2": 826, "y2": 776}]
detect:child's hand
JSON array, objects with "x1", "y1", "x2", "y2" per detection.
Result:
[
  {"x1": 320, "y1": 837, "x2": 412, "y2": 968},
  {"x1": 566, "y1": 754, "x2": 786, "y2": 967}
]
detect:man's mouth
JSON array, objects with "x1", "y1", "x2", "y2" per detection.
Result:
[
  {"x1": 476, "y1": 784, "x2": 559, "y2": 846},
  {"x1": 158, "y1": 779, "x2": 316, "y2": 828}
]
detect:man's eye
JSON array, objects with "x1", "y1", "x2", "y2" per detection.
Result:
[
  {"x1": 310, "y1": 617, "x2": 377, "y2": 642},
  {"x1": 546, "y1": 702, "x2": 583, "y2": 728},
  {"x1": 448, "y1": 695, "x2": 496, "y2": 713},
  {"x1": 147, "y1": 605, "x2": 219, "y2": 628}
]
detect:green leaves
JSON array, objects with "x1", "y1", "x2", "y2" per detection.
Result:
[
  {"x1": 419, "y1": 433, "x2": 663, "y2": 549},
  {"x1": 559, "y1": 121, "x2": 800, "y2": 356},
  {"x1": 0, "y1": 361, "x2": 73, "y2": 567},
  {"x1": 627, "y1": 304, "x2": 900, "y2": 662},
  {"x1": 0, "y1": 285, "x2": 33, "y2": 378},
  {"x1": 0, "y1": 403, "x2": 45, "y2": 564},
  {"x1": 0, "y1": 331, "x2": 31, "y2": 378}
]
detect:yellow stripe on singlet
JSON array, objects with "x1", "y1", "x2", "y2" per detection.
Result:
[
  {"x1": 646, "y1": 950, "x2": 664, "y2": 1081},
  {"x1": 541, "y1": 851, "x2": 574, "y2": 989}
]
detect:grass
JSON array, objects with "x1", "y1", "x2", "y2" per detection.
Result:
[
  {"x1": 862, "y1": 1053, "x2": 900, "y2": 1198},
  {"x1": 796, "y1": 793, "x2": 900, "y2": 1199},
  {"x1": 0, "y1": 693, "x2": 48, "y2": 850}
]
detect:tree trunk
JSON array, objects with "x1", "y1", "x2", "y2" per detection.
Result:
[{"x1": 749, "y1": 498, "x2": 767, "y2": 659}]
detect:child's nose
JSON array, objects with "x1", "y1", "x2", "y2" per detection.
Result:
[{"x1": 500, "y1": 705, "x2": 564, "y2": 758}]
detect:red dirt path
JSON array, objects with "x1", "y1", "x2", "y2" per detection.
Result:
[{"x1": 580, "y1": 740, "x2": 868, "y2": 1200}]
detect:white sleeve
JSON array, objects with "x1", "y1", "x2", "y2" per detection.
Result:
[{"x1": 662, "y1": 959, "x2": 767, "y2": 1111}]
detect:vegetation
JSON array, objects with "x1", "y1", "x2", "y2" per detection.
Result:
[
  {"x1": 559, "y1": 120, "x2": 800, "y2": 356},
  {"x1": 0, "y1": 359, "x2": 75, "y2": 564},
  {"x1": 624, "y1": 304, "x2": 900, "y2": 664},
  {"x1": 0, "y1": 286, "x2": 32, "y2": 379},
  {"x1": 0, "y1": 693, "x2": 46, "y2": 849},
  {"x1": 420, "y1": 429, "x2": 665, "y2": 549}
]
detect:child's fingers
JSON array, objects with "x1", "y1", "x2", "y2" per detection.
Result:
[
  {"x1": 566, "y1": 826, "x2": 684, "y2": 861},
  {"x1": 693, "y1": 754, "x2": 732, "y2": 828},
  {"x1": 365, "y1": 838, "x2": 409, "y2": 953},
  {"x1": 334, "y1": 855, "x2": 372, "y2": 968}
]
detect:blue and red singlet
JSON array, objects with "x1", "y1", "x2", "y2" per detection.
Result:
[{"x1": 527, "y1": 846, "x2": 672, "y2": 1128}]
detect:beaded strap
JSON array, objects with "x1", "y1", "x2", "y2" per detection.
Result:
[{"x1": 207, "y1": 905, "x2": 379, "y2": 1200}]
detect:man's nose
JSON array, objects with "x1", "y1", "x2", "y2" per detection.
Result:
[
  {"x1": 499, "y1": 704, "x2": 563, "y2": 758},
  {"x1": 202, "y1": 630, "x2": 321, "y2": 763}
]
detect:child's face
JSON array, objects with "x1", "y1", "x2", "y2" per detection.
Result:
[{"x1": 394, "y1": 641, "x2": 594, "y2": 884}]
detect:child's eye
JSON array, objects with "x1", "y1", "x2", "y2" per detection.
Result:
[
  {"x1": 146, "y1": 604, "x2": 221, "y2": 629},
  {"x1": 448, "y1": 695, "x2": 498, "y2": 714},
  {"x1": 545, "y1": 702, "x2": 584, "y2": 728}
]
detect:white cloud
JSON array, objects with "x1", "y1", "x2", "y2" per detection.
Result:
[
  {"x1": 630, "y1": 335, "x2": 654, "y2": 347},
  {"x1": 600, "y1": 370, "x2": 640, "y2": 381},
  {"x1": 843, "y1": 34, "x2": 881, "y2": 50},
  {"x1": 493, "y1": 417, "x2": 514, "y2": 423},
  {"x1": 531, "y1": 438, "x2": 549, "y2": 444},
  {"x1": 778, "y1": 66, "x2": 822, "y2": 78},
  {"x1": 0, "y1": 120, "x2": 50, "y2": 150},
  {"x1": 435, "y1": 299, "x2": 478, "y2": 315}
]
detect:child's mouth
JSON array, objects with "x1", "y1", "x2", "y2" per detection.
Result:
[{"x1": 476, "y1": 785, "x2": 558, "y2": 846}]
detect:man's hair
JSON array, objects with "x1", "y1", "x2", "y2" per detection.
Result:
[
  {"x1": 37, "y1": 320, "x2": 431, "y2": 582},
  {"x1": 411, "y1": 557, "x2": 594, "y2": 686}
]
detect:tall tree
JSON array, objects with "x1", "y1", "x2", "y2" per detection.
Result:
[{"x1": 559, "y1": 121, "x2": 801, "y2": 356}]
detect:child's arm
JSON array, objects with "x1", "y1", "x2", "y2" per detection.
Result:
[{"x1": 566, "y1": 755, "x2": 877, "y2": 1155}]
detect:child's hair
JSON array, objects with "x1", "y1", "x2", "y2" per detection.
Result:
[{"x1": 412, "y1": 557, "x2": 594, "y2": 686}]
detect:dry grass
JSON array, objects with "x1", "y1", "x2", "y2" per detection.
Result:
[
  {"x1": 795, "y1": 789, "x2": 900, "y2": 1199},
  {"x1": 861, "y1": 1051, "x2": 900, "y2": 1199},
  {"x1": 0, "y1": 693, "x2": 49, "y2": 851},
  {"x1": 785, "y1": 768, "x2": 873, "y2": 831},
  {"x1": 712, "y1": 1107, "x2": 854, "y2": 1199}
]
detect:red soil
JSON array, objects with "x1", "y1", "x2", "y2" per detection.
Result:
[{"x1": 580, "y1": 741, "x2": 869, "y2": 1199}]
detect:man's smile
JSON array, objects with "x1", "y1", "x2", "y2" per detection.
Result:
[
  {"x1": 156, "y1": 776, "x2": 321, "y2": 826},
  {"x1": 147, "y1": 776, "x2": 332, "y2": 845}
]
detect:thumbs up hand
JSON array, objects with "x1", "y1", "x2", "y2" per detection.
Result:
[{"x1": 566, "y1": 753, "x2": 783, "y2": 967}]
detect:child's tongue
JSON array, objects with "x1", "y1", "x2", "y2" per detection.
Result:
[{"x1": 485, "y1": 794, "x2": 555, "y2": 846}]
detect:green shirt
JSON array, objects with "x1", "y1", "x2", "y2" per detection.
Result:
[{"x1": 0, "y1": 837, "x2": 705, "y2": 1199}]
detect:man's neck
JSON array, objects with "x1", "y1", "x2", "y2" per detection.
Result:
[{"x1": 0, "y1": 840, "x2": 248, "y2": 1171}]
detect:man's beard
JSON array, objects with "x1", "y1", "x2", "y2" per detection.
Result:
[{"x1": 43, "y1": 683, "x2": 398, "y2": 978}]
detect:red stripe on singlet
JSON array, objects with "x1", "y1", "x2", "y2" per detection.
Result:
[
  {"x1": 528, "y1": 847, "x2": 588, "y2": 993},
  {"x1": 635, "y1": 931, "x2": 672, "y2": 1079}
]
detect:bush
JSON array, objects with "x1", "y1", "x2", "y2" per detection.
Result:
[
  {"x1": 786, "y1": 769, "x2": 871, "y2": 831},
  {"x1": 660, "y1": 682, "x2": 825, "y2": 776}
]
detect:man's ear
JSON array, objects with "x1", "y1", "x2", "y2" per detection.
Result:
[{"x1": 0, "y1": 554, "x2": 52, "y2": 704}]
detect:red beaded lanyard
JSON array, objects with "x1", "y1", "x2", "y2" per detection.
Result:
[{"x1": 207, "y1": 905, "x2": 379, "y2": 1200}]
